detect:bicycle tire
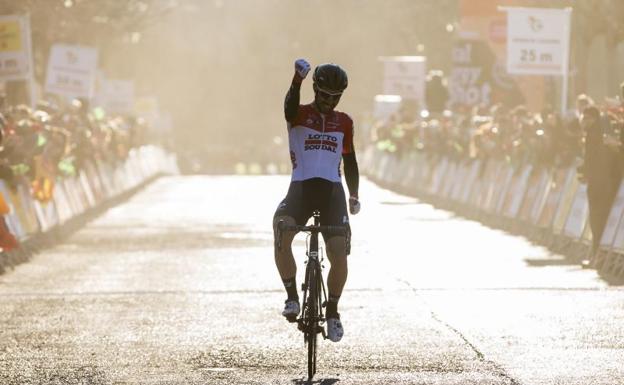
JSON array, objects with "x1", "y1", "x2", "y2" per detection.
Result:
[{"x1": 307, "y1": 261, "x2": 318, "y2": 380}]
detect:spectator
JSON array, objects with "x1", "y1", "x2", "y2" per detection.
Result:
[
  {"x1": 578, "y1": 106, "x2": 621, "y2": 261},
  {"x1": 425, "y1": 70, "x2": 449, "y2": 115}
]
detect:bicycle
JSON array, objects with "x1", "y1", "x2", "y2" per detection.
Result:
[{"x1": 276, "y1": 211, "x2": 347, "y2": 380}]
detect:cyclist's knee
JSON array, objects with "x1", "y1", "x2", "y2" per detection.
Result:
[
  {"x1": 326, "y1": 236, "x2": 348, "y2": 262},
  {"x1": 274, "y1": 215, "x2": 297, "y2": 252}
]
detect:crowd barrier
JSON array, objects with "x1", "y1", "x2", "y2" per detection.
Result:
[
  {"x1": 361, "y1": 146, "x2": 624, "y2": 279},
  {"x1": 0, "y1": 146, "x2": 178, "y2": 271}
]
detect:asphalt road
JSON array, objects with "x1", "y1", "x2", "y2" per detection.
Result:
[{"x1": 0, "y1": 175, "x2": 622, "y2": 385}]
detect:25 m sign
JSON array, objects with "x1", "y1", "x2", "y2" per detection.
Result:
[
  {"x1": 505, "y1": 7, "x2": 571, "y2": 76},
  {"x1": 520, "y1": 49, "x2": 552, "y2": 64}
]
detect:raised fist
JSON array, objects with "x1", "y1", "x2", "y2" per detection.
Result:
[{"x1": 294, "y1": 58, "x2": 311, "y2": 79}]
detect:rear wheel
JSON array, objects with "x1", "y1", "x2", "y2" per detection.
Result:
[{"x1": 306, "y1": 262, "x2": 318, "y2": 380}]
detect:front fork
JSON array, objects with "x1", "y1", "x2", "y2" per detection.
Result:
[{"x1": 300, "y1": 230, "x2": 328, "y2": 338}]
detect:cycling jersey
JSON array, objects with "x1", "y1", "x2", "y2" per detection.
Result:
[{"x1": 285, "y1": 79, "x2": 354, "y2": 183}]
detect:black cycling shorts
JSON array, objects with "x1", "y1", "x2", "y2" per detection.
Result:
[{"x1": 274, "y1": 177, "x2": 351, "y2": 242}]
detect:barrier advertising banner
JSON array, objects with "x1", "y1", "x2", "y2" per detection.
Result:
[
  {"x1": 0, "y1": 15, "x2": 32, "y2": 81},
  {"x1": 45, "y1": 44, "x2": 98, "y2": 99},
  {"x1": 364, "y1": 146, "x2": 624, "y2": 275},
  {"x1": 563, "y1": 184, "x2": 588, "y2": 239},
  {"x1": 505, "y1": 7, "x2": 571, "y2": 76},
  {"x1": 612, "y1": 218, "x2": 624, "y2": 253},
  {"x1": 600, "y1": 181, "x2": 624, "y2": 248}
]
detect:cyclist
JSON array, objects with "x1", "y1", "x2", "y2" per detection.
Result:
[{"x1": 273, "y1": 59, "x2": 360, "y2": 343}]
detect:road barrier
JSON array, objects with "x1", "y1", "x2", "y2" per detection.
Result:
[
  {"x1": 361, "y1": 146, "x2": 624, "y2": 279},
  {"x1": 0, "y1": 146, "x2": 178, "y2": 272}
]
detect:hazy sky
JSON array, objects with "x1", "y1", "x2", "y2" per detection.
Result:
[{"x1": 112, "y1": 1, "x2": 456, "y2": 159}]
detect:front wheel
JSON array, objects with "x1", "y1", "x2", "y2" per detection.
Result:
[{"x1": 306, "y1": 261, "x2": 318, "y2": 380}]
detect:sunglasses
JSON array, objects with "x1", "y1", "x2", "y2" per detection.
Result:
[{"x1": 315, "y1": 87, "x2": 342, "y2": 100}]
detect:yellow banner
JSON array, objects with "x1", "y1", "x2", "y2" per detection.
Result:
[{"x1": 0, "y1": 20, "x2": 22, "y2": 52}]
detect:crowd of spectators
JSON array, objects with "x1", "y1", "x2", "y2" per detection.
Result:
[
  {"x1": 371, "y1": 92, "x2": 624, "y2": 172},
  {"x1": 0, "y1": 95, "x2": 149, "y2": 251},
  {"x1": 370, "y1": 79, "x2": 624, "y2": 260},
  {"x1": 0, "y1": 97, "x2": 148, "y2": 194}
]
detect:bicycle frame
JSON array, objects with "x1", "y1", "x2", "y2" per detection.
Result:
[
  {"x1": 300, "y1": 217, "x2": 328, "y2": 337},
  {"x1": 276, "y1": 210, "x2": 347, "y2": 380}
]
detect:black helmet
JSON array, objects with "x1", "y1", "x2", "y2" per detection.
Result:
[{"x1": 313, "y1": 63, "x2": 348, "y2": 94}]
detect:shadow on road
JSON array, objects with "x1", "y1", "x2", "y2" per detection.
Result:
[
  {"x1": 380, "y1": 201, "x2": 422, "y2": 206},
  {"x1": 292, "y1": 378, "x2": 339, "y2": 385},
  {"x1": 524, "y1": 257, "x2": 579, "y2": 267}
]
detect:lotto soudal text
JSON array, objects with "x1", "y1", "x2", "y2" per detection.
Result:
[{"x1": 304, "y1": 133, "x2": 338, "y2": 153}]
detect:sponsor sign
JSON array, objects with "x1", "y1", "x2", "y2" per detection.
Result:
[
  {"x1": 0, "y1": 15, "x2": 31, "y2": 81},
  {"x1": 449, "y1": 37, "x2": 493, "y2": 107},
  {"x1": 45, "y1": 44, "x2": 98, "y2": 99},
  {"x1": 456, "y1": 0, "x2": 545, "y2": 110},
  {"x1": 379, "y1": 56, "x2": 426, "y2": 102},
  {"x1": 304, "y1": 133, "x2": 338, "y2": 153},
  {"x1": 505, "y1": 7, "x2": 571, "y2": 75}
]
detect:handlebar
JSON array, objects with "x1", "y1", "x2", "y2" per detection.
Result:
[
  {"x1": 277, "y1": 221, "x2": 347, "y2": 235},
  {"x1": 276, "y1": 220, "x2": 349, "y2": 252}
]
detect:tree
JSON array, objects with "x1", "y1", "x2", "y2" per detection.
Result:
[{"x1": 0, "y1": 0, "x2": 173, "y2": 83}]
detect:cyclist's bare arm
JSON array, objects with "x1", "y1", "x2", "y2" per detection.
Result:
[
  {"x1": 343, "y1": 151, "x2": 359, "y2": 199},
  {"x1": 284, "y1": 75, "x2": 302, "y2": 123},
  {"x1": 285, "y1": 59, "x2": 310, "y2": 123}
]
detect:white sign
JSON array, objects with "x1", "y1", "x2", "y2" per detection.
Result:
[
  {"x1": 103, "y1": 79, "x2": 135, "y2": 114},
  {"x1": 379, "y1": 56, "x2": 426, "y2": 102},
  {"x1": 45, "y1": 44, "x2": 98, "y2": 99},
  {"x1": 505, "y1": 7, "x2": 571, "y2": 75},
  {"x1": 373, "y1": 94, "x2": 402, "y2": 121},
  {"x1": 0, "y1": 15, "x2": 32, "y2": 81}
]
